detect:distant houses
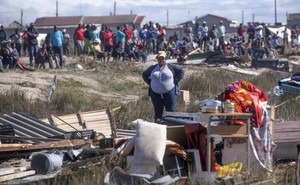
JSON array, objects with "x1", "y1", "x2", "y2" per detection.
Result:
[
  {"x1": 287, "y1": 13, "x2": 300, "y2": 27},
  {"x1": 34, "y1": 14, "x2": 146, "y2": 34},
  {"x1": 0, "y1": 21, "x2": 23, "y2": 36},
  {"x1": 164, "y1": 14, "x2": 236, "y2": 40}
]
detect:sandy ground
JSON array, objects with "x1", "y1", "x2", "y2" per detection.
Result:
[
  {"x1": 1, "y1": 53, "x2": 299, "y2": 101},
  {"x1": 0, "y1": 55, "x2": 158, "y2": 101}
]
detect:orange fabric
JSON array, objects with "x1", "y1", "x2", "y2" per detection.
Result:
[{"x1": 223, "y1": 80, "x2": 267, "y2": 127}]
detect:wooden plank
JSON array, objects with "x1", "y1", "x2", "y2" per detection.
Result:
[
  {"x1": 0, "y1": 143, "x2": 32, "y2": 148},
  {"x1": 77, "y1": 112, "x2": 85, "y2": 126},
  {"x1": 56, "y1": 124, "x2": 82, "y2": 129},
  {"x1": 0, "y1": 170, "x2": 35, "y2": 183},
  {"x1": 57, "y1": 124, "x2": 83, "y2": 129},
  {"x1": 0, "y1": 169, "x2": 15, "y2": 176},
  {"x1": 50, "y1": 115, "x2": 58, "y2": 126},
  {"x1": 106, "y1": 108, "x2": 117, "y2": 138},
  {"x1": 82, "y1": 116, "x2": 108, "y2": 120},
  {"x1": 80, "y1": 109, "x2": 107, "y2": 114},
  {"x1": 81, "y1": 111, "x2": 107, "y2": 116},
  {"x1": 0, "y1": 140, "x2": 86, "y2": 152},
  {"x1": 0, "y1": 167, "x2": 27, "y2": 176}
]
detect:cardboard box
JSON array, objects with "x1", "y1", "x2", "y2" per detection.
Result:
[
  {"x1": 211, "y1": 125, "x2": 247, "y2": 135},
  {"x1": 167, "y1": 126, "x2": 188, "y2": 149},
  {"x1": 178, "y1": 90, "x2": 190, "y2": 105}
]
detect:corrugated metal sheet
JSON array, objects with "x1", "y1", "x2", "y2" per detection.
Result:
[
  {"x1": 0, "y1": 112, "x2": 66, "y2": 142},
  {"x1": 273, "y1": 121, "x2": 300, "y2": 143}
]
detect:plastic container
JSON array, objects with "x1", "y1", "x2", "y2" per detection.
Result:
[{"x1": 31, "y1": 152, "x2": 63, "y2": 174}]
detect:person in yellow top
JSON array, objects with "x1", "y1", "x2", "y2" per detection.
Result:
[
  {"x1": 166, "y1": 36, "x2": 179, "y2": 59},
  {"x1": 93, "y1": 38, "x2": 105, "y2": 62}
]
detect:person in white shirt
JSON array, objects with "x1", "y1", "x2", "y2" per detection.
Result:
[{"x1": 218, "y1": 20, "x2": 226, "y2": 50}]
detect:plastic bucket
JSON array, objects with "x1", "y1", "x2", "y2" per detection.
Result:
[{"x1": 31, "y1": 152, "x2": 63, "y2": 174}]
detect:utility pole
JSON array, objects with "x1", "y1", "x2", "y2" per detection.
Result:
[
  {"x1": 274, "y1": 0, "x2": 277, "y2": 24},
  {"x1": 21, "y1": 9, "x2": 23, "y2": 26},
  {"x1": 80, "y1": 0, "x2": 82, "y2": 15},
  {"x1": 167, "y1": 9, "x2": 169, "y2": 26},
  {"x1": 130, "y1": 10, "x2": 133, "y2": 15},
  {"x1": 56, "y1": 0, "x2": 58, "y2": 17},
  {"x1": 114, "y1": 1, "x2": 116, "y2": 16},
  {"x1": 242, "y1": 10, "x2": 244, "y2": 25},
  {"x1": 252, "y1": 13, "x2": 255, "y2": 23}
]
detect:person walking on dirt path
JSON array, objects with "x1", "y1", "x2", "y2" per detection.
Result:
[
  {"x1": 27, "y1": 23, "x2": 39, "y2": 67},
  {"x1": 142, "y1": 51, "x2": 185, "y2": 123}
]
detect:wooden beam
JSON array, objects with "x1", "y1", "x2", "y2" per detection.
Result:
[
  {"x1": 0, "y1": 167, "x2": 27, "y2": 176},
  {"x1": 0, "y1": 170, "x2": 35, "y2": 183},
  {"x1": 0, "y1": 140, "x2": 86, "y2": 152},
  {"x1": 0, "y1": 135, "x2": 63, "y2": 142},
  {"x1": 50, "y1": 115, "x2": 58, "y2": 126},
  {"x1": 77, "y1": 112, "x2": 87, "y2": 129},
  {"x1": 106, "y1": 108, "x2": 117, "y2": 138}
]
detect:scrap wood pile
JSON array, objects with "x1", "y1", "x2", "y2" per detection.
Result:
[{"x1": 0, "y1": 108, "x2": 117, "y2": 184}]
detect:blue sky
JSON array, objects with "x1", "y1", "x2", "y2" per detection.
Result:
[{"x1": 0, "y1": 0, "x2": 298, "y2": 26}]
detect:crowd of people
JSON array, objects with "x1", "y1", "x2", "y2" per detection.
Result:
[{"x1": 0, "y1": 20, "x2": 299, "y2": 72}]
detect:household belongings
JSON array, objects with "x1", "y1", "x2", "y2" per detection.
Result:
[
  {"x1": 201, "y1": 99, "x2": 221, "y2": 113},
  {"x1": 221, "y1": 100, "x2": 236, "y2": 113},
  {"x1": 108, "y1": 120, "x2": 189, "y2": 184},
  {"x1": 221, "y1": 80, "x2": 273, "y2": 172},
  {"x1": 216, "y1": 162, "x2": 242, "y2": 178},
  {"x1": 278, "y1": 72, "x2": 300, "y2": 94},
  {"x1": 201, "y1": 99, "x2": 236, "y2": 113}
]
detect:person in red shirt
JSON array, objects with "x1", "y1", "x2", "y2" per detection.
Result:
[
  {"x1": 74, "y1": 23, "x2": 85, "y2": 56},
  {"x1": 123, "y1": 24, "x2": 133, "y2": 52},
  {"x1": 291, "y1": 25, "x2": 297, "y2": 48},
  {"x1": 237, "y1": 23, "x2": 246, "y2": 40},
  {"x1": 156, "y1": 24, "x2": 166, "y2": 52},
  {"x1": 103, "y1": 26, "x2": 114, "y2": 61},
  {"x1": 22, "y1": 30, "x2": 28, "y2": 57}
]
